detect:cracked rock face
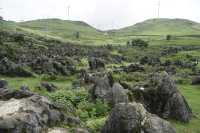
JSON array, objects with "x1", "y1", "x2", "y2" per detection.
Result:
[
  {"x1": 192, "y1": 76, "x2": 200, "y2": 85},
  {"x1": 0, "y1": 57, "x2": 33, "y2": 77},
  {"x1": 47, "y1": 127, "x2": 89, "y2": 133},
  {"x1": 91, "y1": 74, "x2": 129, "y2": 106},
  {"x1": 134, "y1": 72, "x2": 192, "y2": 123},
  {"x1": 0, "y1": 87, "x2": 34, "y2": 100},
  {"x1": 48, "y1": 128, "x2": 69, "y2": 133},
  {"x1": 0, "y1": 79, "x2": 8, "y2": 88},
  {"x1": 0, "y1": 95, "x2": 65, "y2": 133},
  {"x1": 0, "y1": 99, "x2": 24, "y2": 117},
  {"x1": 102, "y1": 102, "x2": 176, "y2": 133},
  {"x1": 88, "y1": 57, "x2": 105, "y2": 70}
]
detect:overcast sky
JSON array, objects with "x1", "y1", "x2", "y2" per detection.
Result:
[{"x1": 0, "y1": 0, "x2": 200, "y2": 30}]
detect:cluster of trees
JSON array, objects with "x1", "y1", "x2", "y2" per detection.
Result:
[
  {"x1": 127, "y1": 39, "x2": 149, "y2": 48},
  {"x1": 126, "y1": 35, "x2": 173, "y2": 48}
]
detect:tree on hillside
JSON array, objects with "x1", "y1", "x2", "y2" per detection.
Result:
[
  {"x1": 166, "y1": 35, "x2": 172, "y2": 40},
  {"x1": 0, "y1": 37, "x2": 2, "y2": 45},
  {"x1": 126, "y1": 41, "x2": 131, "y2": 46},
  {"x1": 131, "y1": 39, "x2": 149, "y2": 48},
  {"x1": 75, "y1": 31, "x2": 80, "y2": 39}
]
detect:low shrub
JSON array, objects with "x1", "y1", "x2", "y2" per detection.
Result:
[
  {"x1": 127, "y1": 39, "x2": 149, "y2": 48},
  {"x1": 47, "y1": 89, "x2": 88, "y2": 114},
  {"x1": 86, "y1": 117, "x2": 107, "y2": 133},
  {"x1": 76, "y1": 100, "x2": 110, "y2": 121}
]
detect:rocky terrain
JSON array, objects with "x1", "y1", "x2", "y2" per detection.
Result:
[{"x1": 0, "y1": 18, "x2": 200, "y2": 133}]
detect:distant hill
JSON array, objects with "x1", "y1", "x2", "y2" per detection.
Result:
[
  {"x1": 2, "y1": 18, "x2": 200, "y2": 45},
  {"x1": 112, "y1": 18, "x2": 200, "y2": 36},
  {"x1": 0, "y1": 19, "x2": 108, "y2": 45},
  {"x1": 0, "y1": 20, "x2": 18, "y2": 31},
  {"x1": 17, "y1": 19, "x2": 105, "y2": 41}
]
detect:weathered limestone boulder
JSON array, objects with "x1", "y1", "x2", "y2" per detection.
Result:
[
  {"x1": 0, "y1": 57, "x2": 33, "y2": 77},
  {"x1": 0, "y1": 79, "x2": 8, "y2": 88},
  {"x1": 123, "y1": 63, "x2": 144, "y2": 73},
  {"x1": 192, "y1": 76, "x2": 200, "y2": 85},
  {"x1": 32, "y1": 57, "x2": 56, "y2": 75},
  {"x1": 32, "y1": 57, "x2": 76, "y2": 76},
  {"x1": 72, "y1": 128, "x2": 90, "y2": 133},
  {"x1": 108, "y1": 83, "x2": 129, "y2": 105},
  {"x1": 91, "y1": 73, "x2": 113, "y2": 100},
  {"x1": 0, "y1": 95, "x2": 76, "y2": 133},
  {"x1": 91, "y1": 73, "x2": 129, "y2": 106},
  {"x1": 0, "y1": 87, "x2": 34, "y2": 100},
  {"x1": 102, "y1": 102, "x2": 176, "y2": 133},
  {"x1": 80, "y1": 69, "x2": 98, "y2": 84},
  {"x1": 133, "y1": 72, "x2": 192, "y2": 123},
  {"x1": 88, "y1": 57, "x2": 105, "y2": 70},
  {"x1": 112, "y1": 55, "x2": 126, "y2": 63},
  {"x1": 39, "y1": 82, "x2": 57, "y2": 92},
  {"x1": 48, "y1": 127, "x2": 69, "y2": 133},
  {"x1": 47, "y1": 127, "x2": 89, "y2": 133},
  {"x1": 140, "y1": 56, "x2": 161, "y2": 66},
  {"x1": 19, "y1": 85, "x2": 30, "y2": 91}
]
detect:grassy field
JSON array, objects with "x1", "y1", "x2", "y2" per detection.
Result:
[
  {"x1": 114, "y1": 18, "x2": 200, "y2": 36},
  {"x1": 18, "y1": 19, "x2": 109, "y2": 44},
  {"x1": 1, "y1": 75, "x2": 200, "y2": 133},
  {"x1": 172, "y1": 84, "x2": 200, "y2": 133},
  {"x1": 0, "y1": 76, "x2": 74, "y2": 91}
]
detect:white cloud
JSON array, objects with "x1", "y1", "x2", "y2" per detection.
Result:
[{"x1": 0, "y1": 0, "x2": 200, "y2": 30}]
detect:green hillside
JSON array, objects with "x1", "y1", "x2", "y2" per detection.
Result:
[
  {"x1": 0, "y1": 20, "x2": 76, "y2": 44},
  {"x1": 0, "y1": 19, "x2": 111, "y2": 45},
  {"x1": 0, "y1": 20, "x2": 18, "y2": 31},
  {"x1": 17, "y1": 19, "x2": 107, "y2": 43},
  {"x1": 2, "y1": 18, "x2": 200, "y2": 45},
  {"x1": 113, "y1": 18, "x2": 200, "y2": 36}
]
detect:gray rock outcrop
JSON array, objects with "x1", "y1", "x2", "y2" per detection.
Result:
[
  {"x1": 0, "y1": 94, "x2": 78, "y2": 133},
  {"x1": 91, "y1": 73, "x2": 129, "y2": 106},
  {"x1": 134, "y1": 72, "x2": 192, "y2": 123},
  {"x1": 102, "y1": 102, "x2": 176, "y2": 133}
]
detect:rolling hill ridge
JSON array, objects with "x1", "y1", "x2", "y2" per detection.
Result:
[
  {"x1": 18, "y1": 18, "x2": 104, "y2": 39},
  {"x1": 1, "y1": 18, "x2": 200, "y2": 45},
  {"x1": 113, "y1": 18, "x2": 200, "y2": 36}
]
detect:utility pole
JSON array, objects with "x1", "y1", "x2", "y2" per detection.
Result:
[
  {"x1": 67, "y1": 6, "x2": 70, "y2": 20},
  {"x1": 0, "y1": 8, "x2": 3, "y2": 21},
  {"x1": 157, "y1": 0, "x2": 160, "y2": 18}
]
